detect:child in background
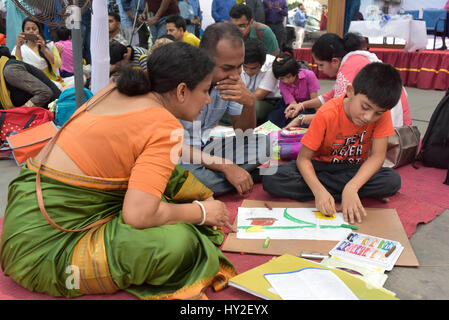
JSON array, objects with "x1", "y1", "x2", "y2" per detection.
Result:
[
  {"x1": 267, "y1": 51, "x2": 320, "y2": 128},
  {"x1": 284, "y1": 33, "x2": 411, "y2": 129},
  {"x1": 263, "y1": 62, "x2": 403, "y2": 224},
  {"x1": 55, "y1": 26, "x2": 74, "y2": 78}
]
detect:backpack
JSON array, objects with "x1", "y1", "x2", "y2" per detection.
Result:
[
  {"x1": 414, "y1": 88, "x2": 449, "y2": 169},
  {"x1": 0, "y1": 106, "x2": 54, "y2": 159},
  {"x1": 54, "y1": 87, "x2": 93, "y2": 127},
  {"x1": 0, "y1": 107, "x2": 54, "y2": 143}
]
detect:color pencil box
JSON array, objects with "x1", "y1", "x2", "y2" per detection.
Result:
[{"x1": 6, "y1": 121, "x2": 58, "y2": 166}]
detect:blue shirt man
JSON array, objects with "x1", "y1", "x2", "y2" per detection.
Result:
[
  {"x1": 212, "y1": 0, "x2": 237, "y2": 22},
  {"x1": 294, "y1": 4, "x2": 308, "y2": 27}
]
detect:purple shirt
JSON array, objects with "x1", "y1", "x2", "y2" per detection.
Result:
[
  {"x1": 279, "y1": 69, "x2": 320, "y2": 104},
  {"x1": 263, "y1": 0, "x2": 288, "y2": 24}
]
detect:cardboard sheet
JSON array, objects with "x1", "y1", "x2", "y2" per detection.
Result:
[{"x1": 222, "y1": 200, "x2": 419, "y2": 267}]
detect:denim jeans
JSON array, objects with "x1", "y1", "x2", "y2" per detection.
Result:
[{"x1": 180, "y1": 134, "x2": 272, "y2": 196}]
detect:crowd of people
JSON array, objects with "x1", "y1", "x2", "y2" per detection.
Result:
[{"x1": 1, "y1": 0, "x2": 415, "y2": 300}]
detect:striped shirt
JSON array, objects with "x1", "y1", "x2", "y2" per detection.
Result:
[{"x1": 129, "y1": 46, "x2": 149, "y2": 71}]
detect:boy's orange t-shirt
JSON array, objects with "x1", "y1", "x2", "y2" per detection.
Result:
[
  {"x1": 301, "y1": 96, "x2": 394, "y2": 164},
  {"x1": 56, "y1": 105, "x2": 184, "y2": 198}
]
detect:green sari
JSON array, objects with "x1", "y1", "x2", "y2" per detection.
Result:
[{"x1": 0, "y1": 161, "x2": 237, "y2": 299}]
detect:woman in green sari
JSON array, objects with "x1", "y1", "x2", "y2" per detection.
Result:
[{"x1": 0, "y1": 42, "x2": 237, "y2": 299}]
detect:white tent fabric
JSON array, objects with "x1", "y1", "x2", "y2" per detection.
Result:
[{"x1": 90, "y1": 0, "x2": 110, "y2": 94}]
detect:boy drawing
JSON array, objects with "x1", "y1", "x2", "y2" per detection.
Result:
[{"x1": 262, "y1": 62, "x2": 402, "y2": 224}]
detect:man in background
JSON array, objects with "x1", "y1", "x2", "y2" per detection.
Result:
[
  {"x1": 165, "y1": 14, "x2": 201, "y2": 46},
  {"x1": 139, "y1": 0, "x2": 179, "y2": 44},
  {"x1": 293, "y1": 3, "x2": 307, "y2": 49},
  {"x1": 263, "y1": 0, "x2": 288, "y2": 49},
  {"x1": 121, "y1": 0, "x2": 150, "y2": 48},
  {"x1": 229, "y1": 3, "x2": 280, "y2": 56}
]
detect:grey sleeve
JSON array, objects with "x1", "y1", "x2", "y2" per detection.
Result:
[{"x1": 3, "y1": 63, "x2": 54, "y2": 106}]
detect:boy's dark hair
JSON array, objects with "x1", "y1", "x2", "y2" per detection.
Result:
[
  {"x1": 200, "y1": 22, "x2": 243, "y2": 57},
  {"x1": 56, "y1": 26, "x2": 71, "y2": 41},
  {"x1": 157, "y1": 34, "x2": 176, "y2": 41},
  {"x1": 109, "y1": 41, "x2": 127, "y2": 65},
  {"x1": 312, "y1": 32, "x2": 362, "y2": 62},
  {"x1": 229, "y1": 4, "x2": 253, "y2": 21},
  {"x1": 165, "y1": 15, "x2": 187, "y2": 32},
  {"x1": 108, "y1": 11, "x2": 121, "y2": 22},
  {"x1": 352, "y1": 62, "x2": 402, "y2": 110},
  {"x1": 244, "y1": 38, "x2": 266, "y2": 65},
  {"x1": 117, "y1": 41, "x2": 215, "y2": 96},
  {"x1": 272, "y1": 52, "x2": 299, "y2": 79}
]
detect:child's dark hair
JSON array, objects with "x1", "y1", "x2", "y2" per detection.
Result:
[
  {"x1": 165, "y1": 15, "x2": 187, "y2": 31},
  {"x1": 21, "y1": 18, "x2": 52, "y2": 71},
  {"x1": 230, "y1": 3, "x2": 253, "y2": 20},
  {"x1": 352, "y1": 62, "x2": 402, "y2": 110},
  {"x1": 117, "y1": 41, "x2": 215, "y2": 96},
  {"x1": 272, "y1": 51, "x2": 299, "y2": 79},
  {"x1": 109, "y1": 41, "x2": 127, "y2": 65},
  {"x1": 56, "y1": 26, "x2": 71, "y2": 41},
  {"x1": 311, "y1": 32, "x2": 363, "y2": 62},
  {"x1": 244, "y1": 38, "x2": 266, "y2": 65}
]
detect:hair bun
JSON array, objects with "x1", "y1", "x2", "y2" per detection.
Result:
[{"x1": 116, "y1": 64, "x2": 151, "y2": 96}]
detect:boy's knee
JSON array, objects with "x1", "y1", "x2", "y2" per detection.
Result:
[
  {"x1": 386, "y1": 169, "x2": 401, "y2": 194},
  {"x1": 378, "y1": 168, "x2": 401, "y2": 196}
]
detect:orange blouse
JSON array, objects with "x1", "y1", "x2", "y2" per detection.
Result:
[{"x1": 56, "y1": 104, "x2": 184, "y2": 197}]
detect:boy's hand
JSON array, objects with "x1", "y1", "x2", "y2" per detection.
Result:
[
  {"x1": 314, "y1": 189, "x2": 336, "y2": 217},
  {"x1": 341, "y1": 187, "x2": 367, "y2": 223}
]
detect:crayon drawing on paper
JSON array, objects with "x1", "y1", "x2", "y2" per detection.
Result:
[{"x1": 236, "y1": 207, "x2": 353, "y2": 241}]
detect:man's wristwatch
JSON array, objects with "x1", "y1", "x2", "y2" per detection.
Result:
[{"x1": 296, "y1": 114, "x2": 305, "y2": 126}]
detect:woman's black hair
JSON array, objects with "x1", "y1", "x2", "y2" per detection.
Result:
[
  {"x1": 117, "y1": 41, "x2": 215, "y2": 96},
  {"x1": 21, "y1": 18, "x2": 52, "y2": 71},
  {"x1": 272, "y1": 50, "x2": 299, "y2": 79},
  {"x1": 311, "y1": 32, "x2": 363, "y2": 62}
]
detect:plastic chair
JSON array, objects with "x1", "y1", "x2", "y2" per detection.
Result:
[
  {"x1": 403, "y1": 10, "x2": 419, "y2": 20},
  {"x1": 422, "y1": 8, "x2": 448, "y2": 49}
]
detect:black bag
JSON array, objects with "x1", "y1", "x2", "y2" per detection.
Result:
[{"x1": 414, "y1": 88, "x2": 449, "y2": 169}]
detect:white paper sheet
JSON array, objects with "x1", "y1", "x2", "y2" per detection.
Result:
[{"x1": 264, "y1": 268, "x2": 358, "y2": 300}]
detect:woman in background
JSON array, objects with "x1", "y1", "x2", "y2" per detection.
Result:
[{"x1": 12, "y1": 18, "x2": 64, "y2": 90}]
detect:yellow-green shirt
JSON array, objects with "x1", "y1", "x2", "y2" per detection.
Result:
[{"x1": 181, "y1": 31, "x2": 200, "y2": 47}]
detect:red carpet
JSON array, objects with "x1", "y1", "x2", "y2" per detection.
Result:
[{"x1": 0, "y1": 164, "x2": 447, "y2": 300}]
